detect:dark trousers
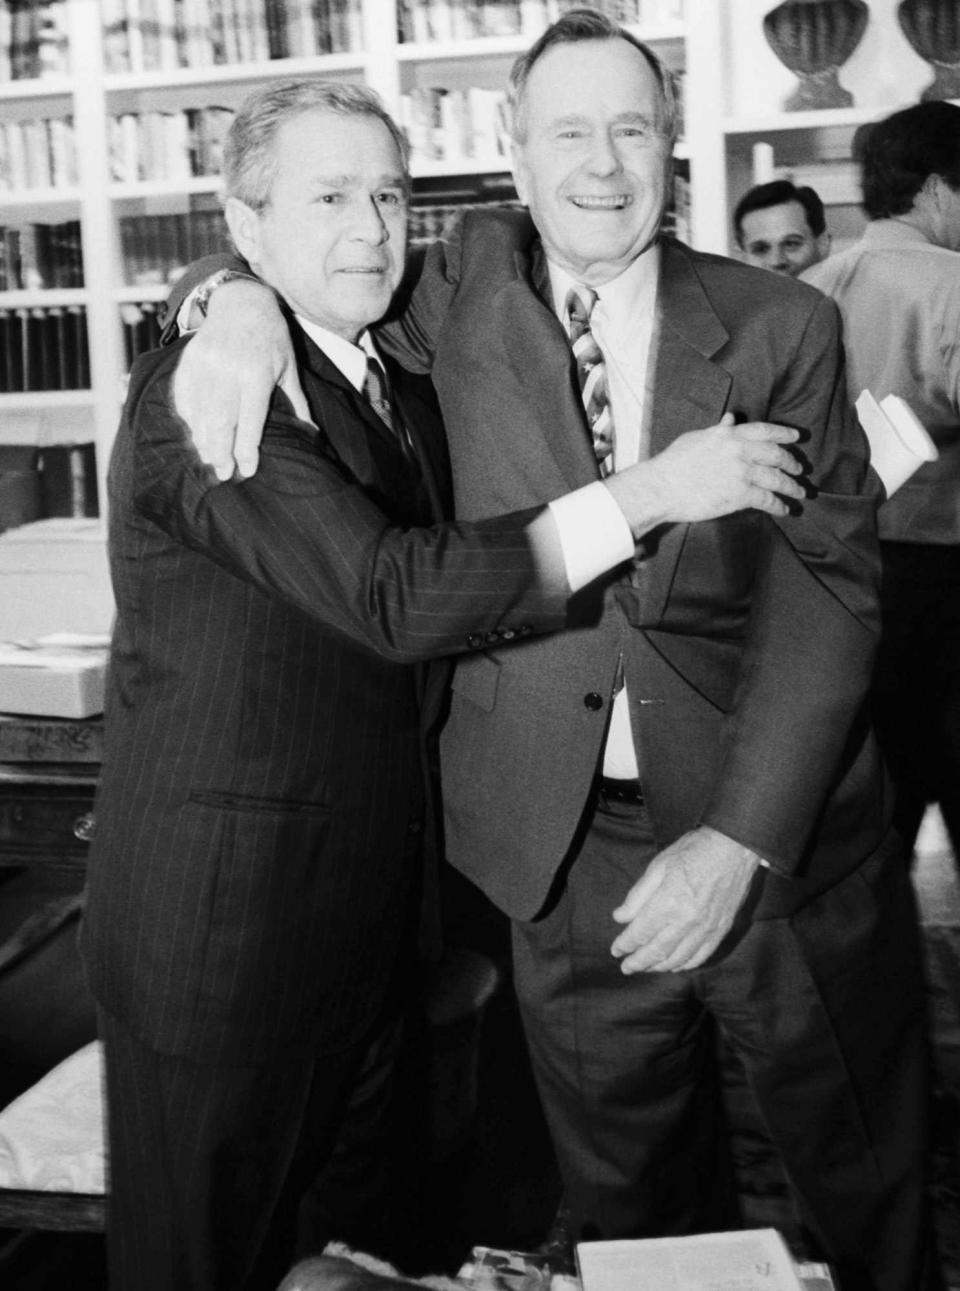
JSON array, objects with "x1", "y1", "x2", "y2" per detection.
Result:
[
  {"x1": 512, "y1": 797, "x2": 942, "y2": 1291},
  {"x1": 99, "y1": 1006, "x2": 402, "y2": 1291},
  {"x1": 873, "y1": 540, "x2": 960, "y2": 856}
]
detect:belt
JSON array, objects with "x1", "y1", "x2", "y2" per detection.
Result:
[{"x1": 595, "y1": 775, "x2": 645, "y2": 806}]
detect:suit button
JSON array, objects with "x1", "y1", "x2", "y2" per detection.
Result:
[
  {"x1": 467, "y1": 633, "x2": 484, "y2": 648},
  {"x1": 518, "y1": 625, "x2": 533, "y2": 636},
  {"x1": 584, "y1": 692, "x2": 604, "y2": 711},
  {"x1": 485, "y1": 631, "x2": 500, "y2": 644},
  {"x1": 501, "y1": 628, "x2": 516, "y2": 640}
]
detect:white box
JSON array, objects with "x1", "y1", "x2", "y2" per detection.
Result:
[
  {"x1": 0, "y1": 637, "x2": 108, "y2": 719},
  {"x1": 0, "y1": 518, "x2": 114, "y2": 641}
]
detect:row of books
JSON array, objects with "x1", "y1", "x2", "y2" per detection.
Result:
[
  {"x1": 109, "y1": 107, "x2": 234, "y2": 183},
  {"x1": 401, "y1": 87, "x2": 509, "y2": 167},
  {"x1": 0, "y1": 220, "x2": 83, "y2": 291},
  {"x1": 396, "y1": 0, "x2": 684, "y2": 42},
  {"x1": 120, "y1": 299, "x2": 164, "y2": 366},
  {"x1": 0, "y1": 116, "x2": 77, "y2": 192},
  {"x1": 0, "y1": 0, "x2": 69, "y2": 81},
  {"x1": 102, "y1": 0, "x2": 363, "y2": 73},
  {"x1": 120, "y1": 208, "x2": 230, "y2": 286},
  {"x1": 0, "y1": 304, "x2": 90, "y2": 392}
]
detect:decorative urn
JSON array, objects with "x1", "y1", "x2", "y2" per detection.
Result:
[
  {"x1": 763, "y1": 0, "x2": 869, "y2": 110},
  {"x1": 898, "y1": 0, "x2": 960, "y2": 101}
]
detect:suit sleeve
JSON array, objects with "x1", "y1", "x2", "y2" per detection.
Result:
[
  {"x1": 378, "y1": 229, "x2": 463, "y2": 374},
  {"x1": 701, "y1": 293, "x2": 884, "y2": 873},
  {"x1": 127, "y1": 343, "x2": 571, "y2": 663}
]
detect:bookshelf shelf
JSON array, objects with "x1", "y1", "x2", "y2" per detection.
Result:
[
  {"x1": 0, "y1": 289, "x2": 87, "y2": 308},
  {"x1": 102, "y1": 52, "x2": 369, "y2": 94},
  {"x1": 0, "y1": 192, "x2": 81, "y2": 217},
  {"x1": 0, "y1": 79, "x2": 74, "y2": 103},
  {"x1": 396, "y1": 36, "x2": 532, "y2": 62},
  {"x1": 110, "y1": 178, "x2": 224, "y2": 202},
  {"x1": 0, "y1": 390, "x2": 94, "y2": 408}
]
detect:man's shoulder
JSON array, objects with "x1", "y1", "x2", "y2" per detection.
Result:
[
  {"x1": 665, "y1": 237, "x2": 829, "y2": 314},
  {"x1": 450, "y1": 204, "x2": 538, "y2": 259}
]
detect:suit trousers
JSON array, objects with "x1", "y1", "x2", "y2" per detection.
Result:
[
  {"x1": 872, "y1": 540, "x2": 960, "y2": 858},
  {"x1": 511, "y1": 796, "x2": 942, "y2": 1291},
  {"x1": 99, "y1": 1005, "x2": 402, "y2": 1291}
]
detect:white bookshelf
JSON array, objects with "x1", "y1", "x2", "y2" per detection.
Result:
[{"x1": 0, "y1": 0, "x2": 696, "y2": 515}]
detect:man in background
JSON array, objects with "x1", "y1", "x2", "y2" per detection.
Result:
[
  {"x1": 802, "y1": 101, "x2": 960, "y2": 863},
  {"x1": 734, "y1": 178, "x2": 830, "y2": 276},
  {"x1": 163, "y1": 13, "x2": 940, "y2": 1290}
]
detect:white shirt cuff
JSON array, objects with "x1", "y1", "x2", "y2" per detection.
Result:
[
  {"x1": 175, "y1": 289, "x2": 199, "y2": 336},
  {"x1": 548, "y1": 481, "x2": 635, "y2": 593}
]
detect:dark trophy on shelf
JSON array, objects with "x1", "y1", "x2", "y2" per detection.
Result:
[
  {"x1": 763, "y1": 0, "x2": 869, "y2": 110},
  {"x1": 898, "y1": 0, "x2": 960, "y2": 101}
]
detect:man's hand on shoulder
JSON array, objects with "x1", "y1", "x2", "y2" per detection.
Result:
[
  {"x1": 610, "y1": 826, "x2": 762, "y2": 972},
  {"x1": 173, "y1": 278, "x2": 307, "y2": 480}
]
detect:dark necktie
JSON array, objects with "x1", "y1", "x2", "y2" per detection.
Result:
[
  {"x1": 566, "y1": 286, "x2": 615, "y2": 476},
  {"x1": 364, "y1": 355, "x2": 416, "y2": 463}
]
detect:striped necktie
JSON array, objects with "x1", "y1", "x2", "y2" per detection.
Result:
[
  {"x1": 364, "y1": 355, "x2": 415, "y2": 463},
  {"x1": 566, "y1": 286, "x2": 615, "y2": 476}
]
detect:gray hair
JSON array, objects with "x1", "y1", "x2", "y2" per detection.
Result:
[
  {"x1": 507, "y1": 7, "x2": 678, "y2": 147},
  {"x1": 222, "y1": 79, "x2": 410, "y2": 211}
]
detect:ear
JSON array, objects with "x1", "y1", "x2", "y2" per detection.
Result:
[
  {"x1": 508, "y1": 136, "x2": 529, "y2": 207},
  {"x1": 815, "y1": 231, "x2": 831, "y2": 260},
  {"x1": 917, "y1": 171, "x2": 943, "y2": 211},
  {"x1": 224, "y1": 196, "x2": 263, "y2": 268}
]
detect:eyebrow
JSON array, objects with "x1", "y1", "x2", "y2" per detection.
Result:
[
  {"x1": 549, "y1": 111, "x2": 657, "y2": 128},
  {"x1": 305, "y1": 172, "x2": 407, "y2": 188}
]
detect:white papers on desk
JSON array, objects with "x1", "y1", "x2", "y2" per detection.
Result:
[
  {"x1": 576, "y1": 1228, "x2": 805, "y2": 1291},
  {"x1": 855, "y1": 391, "x2": 938, "y2": 498},
  {"x1": 0, "y1": 633, "x2": 109, "y2": 718}
]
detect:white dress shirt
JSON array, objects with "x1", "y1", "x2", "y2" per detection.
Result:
[{"x1": 548, "y1": 246, "x2": 662, "y2": 779}]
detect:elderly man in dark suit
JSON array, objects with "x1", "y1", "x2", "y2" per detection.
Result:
[
  {"x1": 162, "y1": 13, "x2": 941, "y2": 1290},
  {"x1": 82, "y1": 76, "x2": 804, "y2": 1291}
]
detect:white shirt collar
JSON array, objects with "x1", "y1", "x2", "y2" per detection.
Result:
[
  {"x1": 294, "y1": 314, "x2": 380, "y2": 392},
  {"x1": 548, "y1": 242, "x2": 661, "y2": 331}
]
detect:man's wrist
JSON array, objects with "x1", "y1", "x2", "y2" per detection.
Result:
[
  {"x1": 603, "y1": 459, "x2": 669, "y2": 540},
  {"x1": 195, "y1": 267, "x2": 262, "y2": 318},
  {"x1": 175, "y1": 268, "x2": 266, "y2": 335}
]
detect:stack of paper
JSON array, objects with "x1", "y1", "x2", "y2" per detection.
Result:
[{"x1": 0, "y1": 632, "x2": 109, "y2": 718}]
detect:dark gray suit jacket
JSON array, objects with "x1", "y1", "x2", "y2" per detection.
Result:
[{"x1": 382, "y1": 210, "x2": 889, "y2": 922}]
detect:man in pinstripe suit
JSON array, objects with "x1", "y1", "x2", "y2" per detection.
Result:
[{"x1": 80, "y1": 81, "x2": 802, "y2": 1291}]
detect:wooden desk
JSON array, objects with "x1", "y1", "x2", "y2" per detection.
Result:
[
  {"x1": 0, "y1": 715, "x2": 101, "y2": 1108},
  {"x1": 0, "y1": 715, "x2": 101, "y2": 873}
]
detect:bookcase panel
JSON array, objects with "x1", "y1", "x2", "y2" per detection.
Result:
[
  {"x1": 0, "y1": 0, "x2": 700, "y2": 515},
  {"x1": 117, "y1": 192, "x2": 230, "y2": 289},
  {"x1": 0, "y1": 0, "x2": 70, "y2": 82},
  {"x1": 102, "y1": 0, "x2": 366, "y2": 74}
]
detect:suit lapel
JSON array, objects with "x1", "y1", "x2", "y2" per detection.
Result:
[
  {"x1": 390, "y1": 367, "x2": 447, "y2": 522},
  {"x1": 643, "y1": 240, "x2": 733, "y2": 622},
  {"x1": 500, "y1": 237, "x2": 601, "y2": 491}
]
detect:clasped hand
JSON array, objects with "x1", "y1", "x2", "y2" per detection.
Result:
[{"x1": 610, "y1": 826, "x2": 762, "y2": 973}]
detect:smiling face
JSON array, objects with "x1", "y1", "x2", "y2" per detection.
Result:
[
  {"x1": 738, "y1": 200, "x2": 828, "y2": 276},
  {"x1": 510, "y1": 37, "x2": 672, "y2": 287},
  {"x1": 226, "y1": 107, "x2": 408, "y2": 341}
]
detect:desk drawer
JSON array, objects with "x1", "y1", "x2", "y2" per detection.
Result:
[{"x1": 0, "y1": 783, "x2": 97, "y2": 868}]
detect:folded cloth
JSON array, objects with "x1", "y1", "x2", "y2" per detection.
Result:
[{"x1": 0, "y1": 1039, "x2": 105, "y2": 1193}]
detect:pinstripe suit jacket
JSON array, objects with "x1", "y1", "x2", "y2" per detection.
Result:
[{"x1": 79, "y1": 326, "x2": 569, "y2": 1064}]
